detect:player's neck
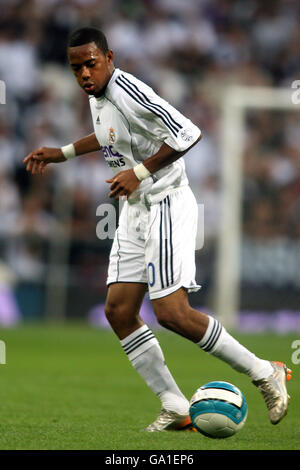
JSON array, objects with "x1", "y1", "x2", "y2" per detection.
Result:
[{"x1": 94, "y1": 67, "x2": 115, "y2": 98}]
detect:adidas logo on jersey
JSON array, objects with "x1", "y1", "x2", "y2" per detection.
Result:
[{"x1": 96, "y1": 116, "x2": 100, "y2": 124}]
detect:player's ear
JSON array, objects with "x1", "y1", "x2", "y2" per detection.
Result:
[{"x1": 106, "y1": 49, "x2": 114, "y2": 64}]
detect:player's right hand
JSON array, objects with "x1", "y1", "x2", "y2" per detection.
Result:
[{"x1": 23, "y1": 147, "x2": 67, "y2": 175}]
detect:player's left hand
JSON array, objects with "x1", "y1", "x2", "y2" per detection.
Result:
[{"x1": 106, "y1": 169, "x2": 140, "y2": 199}]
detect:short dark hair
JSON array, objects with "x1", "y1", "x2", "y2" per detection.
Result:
[{"x1": 68, "y1": 27, "x2": 109, "y2": 54}]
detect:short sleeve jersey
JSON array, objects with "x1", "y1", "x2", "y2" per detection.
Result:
[{"x1": 89, "y1": 68, "x2": 201, "y2": 204}]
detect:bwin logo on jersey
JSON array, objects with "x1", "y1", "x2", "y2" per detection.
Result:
[{"x1": 101, "y1": 145, "x2": 125, "y2": 168}]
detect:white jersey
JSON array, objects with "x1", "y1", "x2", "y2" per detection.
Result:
[{"x1": 89, "y1": 68, "x2": 201, "y2": 205}]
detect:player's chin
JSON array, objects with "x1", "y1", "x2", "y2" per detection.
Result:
[{"x1": 82, "y1": 84, "x2": 97, "y2": 94}]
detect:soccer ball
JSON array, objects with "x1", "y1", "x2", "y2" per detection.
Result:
[{"x1": 189, "y1": 381, "x2": 248, "y2": 438}]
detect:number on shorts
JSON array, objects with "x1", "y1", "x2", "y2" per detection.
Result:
[{"x1": 148, "y1": 262, "x2": 155, "y2": 287}]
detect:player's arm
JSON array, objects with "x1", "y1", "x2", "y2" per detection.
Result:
[
  {"x1": 107, "y1": 76, "x2": 202, "y2": 198},
  {"x1": 142, "y1": 135, "x2": 202, "y2": 174},
  {"x1": 23, "y1": 132, "x2": 100, "y2": 175},
  {"x1": 107, "y1": 135, "x2": 201, "y2": 199}
]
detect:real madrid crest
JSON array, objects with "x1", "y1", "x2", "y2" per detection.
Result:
[{"x1": 108, "y1": 127, "x2": 116, "y2": 144}]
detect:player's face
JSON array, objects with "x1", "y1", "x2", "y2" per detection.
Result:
[{"x1": 68, "y1": 42, "x2": 114, "y2": 97}]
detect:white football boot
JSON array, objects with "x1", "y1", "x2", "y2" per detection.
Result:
[
  {"x1": 252, "y1": 361, "x2": 292, "y2": 425},
  {"x1": 145, "y1": 409, "x2": 195, "y2": 432}
]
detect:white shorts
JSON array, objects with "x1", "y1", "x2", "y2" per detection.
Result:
[{"x1": 107, "y1": 185, "x2": 201, "y2": 299}]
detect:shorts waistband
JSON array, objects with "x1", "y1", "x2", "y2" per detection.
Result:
[{"x1": 128, "y1": 184, "x2": 190, "y2": 208}]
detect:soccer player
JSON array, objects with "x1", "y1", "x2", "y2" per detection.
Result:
[{"x1": 24, "y1": 27, "x2": 292, "y2": 431}]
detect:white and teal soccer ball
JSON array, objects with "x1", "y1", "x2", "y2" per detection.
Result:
[{"x1": 189, "y1": 381, "x2": 248, "y2": 438}]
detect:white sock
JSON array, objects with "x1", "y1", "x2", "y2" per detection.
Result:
[
  {"x1": 121, "y1": 325, "x2": 189, "y2": 415},
  {"x1": 197, "y1": 316, "x2": 273, "y2": 381}
]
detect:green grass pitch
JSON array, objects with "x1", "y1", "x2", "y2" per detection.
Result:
[{"x1": 0, "y1": 324, "x2": 299, "y2": 450}]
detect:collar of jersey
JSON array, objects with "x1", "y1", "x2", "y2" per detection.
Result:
[{"x1": 95, "y1": 68, "x2": 120, "y2": 104}]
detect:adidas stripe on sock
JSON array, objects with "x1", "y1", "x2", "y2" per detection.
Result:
[
  {"x1": 121, "y1": 324, "x2": 189, "y2": 414},
  {"x1": 198, "y1": 316, "x2": 223, "y2": 352},
  {"x1": 121, "y1": 324, "x2": 158, "y2": 361},
  {"x1": 197, "y1": 315, "x2": 273, "y2": 380}
]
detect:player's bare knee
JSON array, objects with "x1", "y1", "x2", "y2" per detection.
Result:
[
  {"x1": 153, "y1": 304, "x2": 185, "y2": 330},
  {"x1": 104, "y1": 301, "x2": 123, "y2": 326},
  {"x1": 104, "y1": 301, "x2": 138, "y2": 330}
]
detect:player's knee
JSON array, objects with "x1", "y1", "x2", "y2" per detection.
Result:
[
  {"x1": 153, "y1": 304, "x2": 185, "y2": 330},
  {"x1": 104, "y1": 301, "x2": 123, "y2": 325},
  {"x1": 104, "y1": 300, "x2": 137, "y2": 331}
]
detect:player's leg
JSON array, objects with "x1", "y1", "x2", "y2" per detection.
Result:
[
  {"x1": 152, "y1": 287, "x2": 292, "y2": 424},
  {"x1": 106, "y1": 200, "x2": 192, "y2": 430},
  {"x1": 104, "y1": 282, "x2": 146, "y2": 339},
  {"x1": 152, "y1": 287, "x2": 273, "y2": 379},
  {"x1": 147, "y1": 187, "x2": 291, "y2": 425},
  {"x1": 104, "y1": 282, "x2": 190, "y2": 429}
]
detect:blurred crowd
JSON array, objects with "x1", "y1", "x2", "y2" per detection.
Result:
[{"x1": 0, "y1": 0, "x2": 299, "y2": 319}]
